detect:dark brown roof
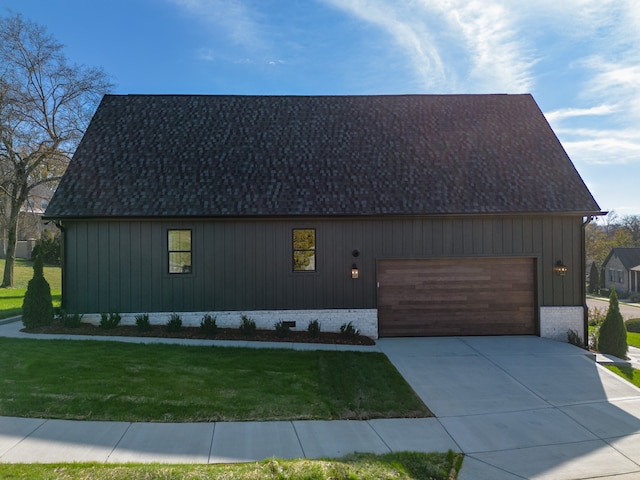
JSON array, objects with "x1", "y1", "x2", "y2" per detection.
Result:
[
  {"x1": 604, "y1": 248, "x2": 640, "y2": 270},
  {"x1": 45, "y1": 94, "x2": 601, "y2": 218}
]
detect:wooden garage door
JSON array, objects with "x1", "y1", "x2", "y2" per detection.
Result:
[{"x1": 378, "y1": 257, "x2": 536, "y2": 337}]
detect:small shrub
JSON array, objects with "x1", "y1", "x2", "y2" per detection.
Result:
[
  {"x1": 200, "y1": 313, "x2": 218, "y2": 336},
  {"x1": 567, "y1": 329, "x2": 583, "y2": 347},
  {"x1": 307, "y1": 319, "x2": 321, "y2": 337},
  {"x1": 598, "y1": 286, "x2": 628, "y2": 359},
  {"x1": 60, "y1": 311, "x2": 83, "y2": 328},
  {"x1": 340, "y1": 321, "x2": 359, "y2": 338},
  {"x1": 21, "y1": 254, "x2": 54, "y2": 328},
  {"x1": 239, "y1": 314, "x2": 256, "y2": 337},
  {"x1": 100, "y1": 312, "x2": 122, "y2": 329},
  {"x1": 274, "y1": 320, "x2": 290, "y2": 338},
  {"x1": 166, "y1": 313, "x2": 183, "y2": 332},
  {"x1": 588, "y1": 307, "x2": 606, "y2": 327},
  {"x1": 626, "y1": 318, "x2": 640, "y2": 333},
  {"x1": 135, "y1": 313, "x2": 151, "y2": 331}
]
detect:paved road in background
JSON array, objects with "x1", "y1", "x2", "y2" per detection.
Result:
[{"x1": 587, "y1": 297, "x2": 640, "y2": 320}]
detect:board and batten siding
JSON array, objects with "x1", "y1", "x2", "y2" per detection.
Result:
[{"x1": 60, "y1": 215, "x2": 585, "y2": 315}]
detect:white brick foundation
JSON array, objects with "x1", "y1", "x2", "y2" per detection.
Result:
[
  {"x1": 83, "y1": 309, "x2": 379, "y2": 339},
  {"x1": 540, "y1": 306, "x2": 585, "y2": 343}
]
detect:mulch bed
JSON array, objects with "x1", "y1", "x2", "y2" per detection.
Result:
[{"x1": 22, "y1": 322, "x2": 377, "y2": 346}]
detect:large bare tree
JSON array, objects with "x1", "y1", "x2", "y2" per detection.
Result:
[{"x1": 0, "y1": 14, "x2": 111, "y2": 287}]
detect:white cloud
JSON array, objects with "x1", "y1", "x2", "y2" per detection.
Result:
[
  {"x1": 168, "y1": 0, "x2": 263, "y2": 50},
  {"x1": 545, "y1": 105, "x2": 617, "y2": 123},
  {"x1": 555, "y1": 128, "x2": 640, "y2": 165},
  {"x1": 322, "y1": 0, "x2": 448, "y2": 89},
  {"x1": 322, "y1": 0, "x2": 535, "y2": 92}
]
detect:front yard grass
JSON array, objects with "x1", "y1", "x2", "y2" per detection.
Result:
[
  {"x1": 0, "y1": 451, "x2": 463, "y2": 480},
  {"x1": 605, "y1": 365, "x2": 640, "y2": 389},
  {"x1": 0, "y1": 258, "x2": 61, "y2": 319},
  {"x1": 627, "y1": 331, "x2": 640, "y2": 349},
  {"x1": 0, "y1": 337, "x2": 431, "y2": 422}
]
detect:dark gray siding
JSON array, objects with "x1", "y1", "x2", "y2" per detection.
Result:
[{"x1": 60, "y1": 215, "x2": 585, "y2": 314}]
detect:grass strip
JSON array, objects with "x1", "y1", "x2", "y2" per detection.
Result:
[
  {"x1": 0, "y1": 337, "x2": 431, "y2": 422},
  {"x1": 606, "y1": 365, "x2": 640, "y2": 389},
  {"x1": 0, "y1": 451, "x2": 464, "y2": 480}
]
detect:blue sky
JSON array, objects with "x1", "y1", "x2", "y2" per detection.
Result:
[{"x1": 3, "y1": 0, "x2": 639, "y2": 216}]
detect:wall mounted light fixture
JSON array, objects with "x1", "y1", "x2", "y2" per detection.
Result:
[
  {"x1": 554, "y1": 260, "x2": 568, "y2": 276},
  {"x1": 351, "y1": 263, "x2": 359, "y2": 279}
]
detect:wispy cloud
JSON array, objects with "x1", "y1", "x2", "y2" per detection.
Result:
[
  {"x1": 322, "y1": 0, "x2": 447, "y2": 89},
  {"x1": 168, "y1": 0, "x2": 263, "y2": 51},
  {"x1": 545, "y1": 105, "x2": 618, "y2": 123},
  {"x1": 322, "y1": 0, "x2": 535, "y2": 92}
]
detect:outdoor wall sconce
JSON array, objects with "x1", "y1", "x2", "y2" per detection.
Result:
[
  {"x1": 351, "y1": 263, "x2": 359, "y2": 279},
  {"x1": 554, "y1": 260, "x2": 568, "y2": 276}
]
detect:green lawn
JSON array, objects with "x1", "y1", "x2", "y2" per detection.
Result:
[
  {"x1": 0, "y1": 337, "x2": 431, "y2": 422},
  {"x1": 0, "y1": 258, "x2": 61, "y2": 319},
  {"x1": 0, "y1": 452, "x2": 464, "y2": 480},
  {"x1": 628, "y1": 331, "x2": 640, "y2": 349},
  {"x1": 606, "y1": 365, "x2": 640, "y2": 389}
]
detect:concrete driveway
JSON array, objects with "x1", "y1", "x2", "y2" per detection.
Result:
[{"x1": 378, "y1": 336, "x2": 640, "y2": 480}]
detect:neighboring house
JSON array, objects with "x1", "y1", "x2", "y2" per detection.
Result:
[
  {"x1": 44, "y1": 94, "x2": 602, "y2": 341},
  {"x1": 0, "y1": 184, "x2": 54, "y2": 259},
  {"x1": 602, "y1": 248, "x2": 640, "y2": 298}
]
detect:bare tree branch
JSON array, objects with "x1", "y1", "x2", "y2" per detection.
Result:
[{"x1": 0, "y1": 13, "x2": 112, "y2": 287}]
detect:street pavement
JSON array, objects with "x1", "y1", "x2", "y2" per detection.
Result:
[{"x1": 1, "y1": 320, "x2": 640, "y2": 479}]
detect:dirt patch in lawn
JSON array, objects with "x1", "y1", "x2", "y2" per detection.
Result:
[{"x1": 23, "y1": 322, "x2": 377, "y2": 345}]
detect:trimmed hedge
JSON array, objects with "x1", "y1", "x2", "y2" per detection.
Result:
[{"x1": 626, "y1": 318, "x2": 640, "y2": 333}]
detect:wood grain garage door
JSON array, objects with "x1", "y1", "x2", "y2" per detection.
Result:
[{"x1": 378, "y1": 257, "x2": 536, "y2": 337}]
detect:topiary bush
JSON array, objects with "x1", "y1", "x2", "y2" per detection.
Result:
[
  {"x1": 625, "y1": 318, "x2": 640, "y2": 333},
  {"x1": 200, "y1": 313, "x2": 218, "y2": 336},
  {"x1": 21, "y1": 254, "x2": 54, "y2": 328},
  {"x1": 31, "y1": 230, "x2": 62, "y2": 266},
  {"x1": 597, "y1": 286, "x2": 628, "y2": 359}
]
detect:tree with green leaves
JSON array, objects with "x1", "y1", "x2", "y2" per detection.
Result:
[
  {"x1": 0, "y1": 13, "x2": 111, "y2": 287},
  {"x1": 588, "y1": 262, "x2": 599, "y2": 295},
  {"x1": 597, "y1": 286, "x2": 627, "y2": 359},
  {"x1": 21, "y1": 253, "x2": 54, "y2": 328}
]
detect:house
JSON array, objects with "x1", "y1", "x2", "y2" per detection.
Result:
[
  {"x1": 44, "y1": 94, "x2": 603, "y2": 341},
  {"x1": 602, "y1": 248, "x2": 640, "y2": 298},
  {"x1": 1, "y1": 184, "x2": 55, "y2": 259}
]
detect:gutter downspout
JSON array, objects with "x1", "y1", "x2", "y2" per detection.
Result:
[{"x1": 582, "y1": 216, "x2": 593, "y2": 348}]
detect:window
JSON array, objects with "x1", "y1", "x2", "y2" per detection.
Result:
[
  {"x1": 168, "y1": 229, "x2": 192, "y2": 274},
  {"x1": 617, "y1": 270, "x2": 624, "y2": 283},
  {"x1": 610, "y1": 269, "x2": 615, "y2": 282},
  {"x1": 293, "y1": 229, "x2": 315, "y2": 271}
]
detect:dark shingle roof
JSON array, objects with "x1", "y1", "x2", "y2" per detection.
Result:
[
  {"x1": 45, "y1": 94, "x2": 601, "y2": 218},
  {"x1": 604, "y1": 248, "x2": 640, "y2": 270}
]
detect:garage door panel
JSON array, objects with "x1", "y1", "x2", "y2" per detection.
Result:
[{"x1": 378, "y1": 258, "x2": 535, "y2": 337}]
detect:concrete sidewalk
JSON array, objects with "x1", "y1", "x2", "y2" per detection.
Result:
[
  {"x1": 0, "y1": 416, "x2": 458, "y2": 464},
  {"x1": 3, "y1": 320, "x2": 640, "y2": 479}
]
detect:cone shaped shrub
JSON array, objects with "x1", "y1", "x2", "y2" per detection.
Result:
[
  {"x1": 22, "y1": 255, "x2": 54, "y2": 328},
  {"x1": 597, "y1": 286, "x2": 628, "y2": 359}
]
